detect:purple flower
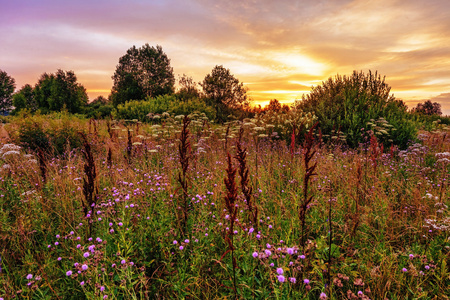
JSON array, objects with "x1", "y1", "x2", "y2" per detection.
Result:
[
  {"x1": 287, "y1": 248, "x2": 294, "y2": 255},
  {"x1": 118, "y1": 222, "x2": 123, "y2": 226},
  {"x1": 121, "y1": 260, "x2": 126, "y2": 265},
  {"x1": 299, "y1": 254, "x2": 305, "y2": 260},
  {"x1": 83, "y1": 252, "x2": 90, "y2": 258},
  {"x1": 276, "y1": 268, "x2": 283, "y2": 275},
  {"x1": 57, "y1": 257, "x2": 62, "y2": 261},
  {"x1": 54, "y1": 242, "x2": 59, "y2": 246},
  {"x1": 249, "y1": 228, "x2": 254, "y2": 233},
  {"x1": 80, "y1": 281, "x2": 85, "y2": 286},
  {"x1": 289, "y1": 277, "x2": 296, "y2": 283},
  {"x1": 319, "y1": 292, "x2": 327, "y2": 299},
  {"x1": 265, "y1": 249, "x2": 272, "y2": 256},
  {"x1": 100, "y1": 286, "x2": 105, "y2": 292},
  {"x1": 252, "y1": 252, "x2": 258, "y2": 258},
  {"x1": 270, "y1": 263, "x2": 274, "y2": 267},
  {"x1": 277, "y1": 275, "x2": 285, "y2": 283},
  {"x1": 56, "y1": 234, "x2": 60, "y2": 239},
  {"x1": 103, "y1": 295, "x2": 108, "y2": 299},
  {"x1": 184, "y1": 239, "x2": 189, "y2": 243},
  {"x1": 402, "y1": 268, "x2": 408, "y2": 272},
  {"x1": 173, "y1": 240, "x2": 178, "y2": 245},
  {"x1": 81, "y1": 264, "x2": 88, "y2": 271},
  {"x1": 26, "y1": 274, "x2": 33, "y2": 280},
  {"x1": 425, "y1": 265, "x2": 430, "y2": 270},
  {"x1": 303, "y1": 278, "x2": 310, "y2": 285},
  {"x1": 179, "y1": 246, "x2": 184, "y2": 250},
  {"x1": 66, "y1": 270, "x2": 73, "y2": 276},
  {"x1": 357, "y1": 291, "x2": 363, "y2": 296},
  {"x1": 409, "y1": 254, "x2": 414, "y2": 260}
]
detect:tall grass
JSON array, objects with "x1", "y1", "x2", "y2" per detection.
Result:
[{"x1": 0, "y1": 114, "x2": 449, "y2": 299}]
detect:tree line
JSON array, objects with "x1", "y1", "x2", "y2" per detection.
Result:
[
  {"x1": 0, "y1": 44, "x2": 251, "y2": 122},
  {"x1": 0, "y1": 43, "x2": 444, "y2": 125}
]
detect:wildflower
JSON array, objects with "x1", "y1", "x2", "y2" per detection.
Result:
[
  {"x1": 82, "y1": 264, "x2": 88, "y2": 271},
  {"x1": 184, "y1": 239, "x2": 189, "y2": 243},
  {"x1": 299, "y1": 254, "x2": 305, "y2": 259},
  {"x1": 100, "y1": 286, "x2": 105, "y2": 292},
  {"x1": 319, "y1": 292, "x2": 327, "y2": 299},
  {"x1": 56, "y1": 235, "x2": 60, "y2": 239},
  {"x1": 26, "y1": 274, "x2": 33, "y2": 280},
  {"x1": 252, "y1": 252, "x2": 258, "y2": 258},
  {"x1": 270, "y1": 263, "x2": 274, "y2": 267},
  {"x1": 402, "y1": 268, "x2": 408, "y2": 272},
  {"x1": 265, "y1": 249, "x2": 272, "y2": 256},
  {"x1": 276, "y1": 268, "x2": 283, "y2": 275},
  {"x1": 57, "y1": 257, "x2": 62, "y2": 261},
  {"x1": 409, "y1": 254, "x2": 414, "y2": 260},
  {"x1": 249, "y1": 228, "x2": 254, "y2": 233},
  {"x1": 287, "y1": 248, "x2": 294, "y2": 255},
  {"x1": 121, "y1": 260, "x2": 126, "y2": 265},
  {"x1": 277, "y1": 275, "x2": 285, "y2": 283},
  {"x1": 173, "y1": 240, "x2": 178, "y2": 245},
  {"x1": 179, "y1": 246, "x2": 184, "y2": 250},
  {"x1": 303, "y1": 279, "x2": 310, "y2": 285},
  {"x1": 66, "y1": 270, "x2": 73, "y2": 276},
  {"x1": 103, "y1": 295, "x2": 108, "y2": 299},
  {"x1": 80, "y1": 281, "x2": 85, "y2": 286},
  {"x1": 83, "y1": 252, "x2": 90, "y2": 258},
  {"x1": 425, "y1": 265, "x2": 430, "y2": 270},
  {"x1": 358, "y1": 291, "x2": 363, "y2": 297},
  {"x1": 289, "y1": 277, "x2": 296, "y2": 283}
]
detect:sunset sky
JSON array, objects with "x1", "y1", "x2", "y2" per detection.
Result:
[{"x1": 1, "y1": 0, "x2": 450, "y2": 114}]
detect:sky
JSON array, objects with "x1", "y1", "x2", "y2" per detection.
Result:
[{"x1": 1, "y1": 0, "x2": 450, "y2": 115}]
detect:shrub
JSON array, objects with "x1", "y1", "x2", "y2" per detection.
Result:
[
  {"x1": 295, "y1": 70, "x2": 417, "y2": 148},
  {"x1": 113, "y1": 95, "x2": 216, "y2": 122}
]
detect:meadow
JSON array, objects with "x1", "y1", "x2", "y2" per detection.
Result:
[{"x1": 0, "y1": 112, "x2": 449, "y2": 299}]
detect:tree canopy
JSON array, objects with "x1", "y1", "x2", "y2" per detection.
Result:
[
  {"x1": 295, "y1": 70, "x2": 416, "y2": 148},
  {"x1": 412, "y1": 100, "x2": 442, "y2": 116},
  {"x1": 0, "y1": 69, "x2": 16, "y2": 114},
  {"x1": 13, "y1": 84, "x2": 37, "y2": 113},
  {"x1": 201, "y1": 65, "x2": 248, "y2": 122},
  {"x1": 33, "y1": 70, "x2": 88, "y2": 114},
  {"x1": 111, "y1": 44, "x2": 175, "y2": 106}
]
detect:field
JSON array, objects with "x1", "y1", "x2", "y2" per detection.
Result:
[{"x1": 0, "y1": 113, "x2": 449, "y2": 299}]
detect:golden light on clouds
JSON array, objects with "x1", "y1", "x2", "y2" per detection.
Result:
[{"x1": 1, "y1": 0, "x2": 449, "y2": 114}]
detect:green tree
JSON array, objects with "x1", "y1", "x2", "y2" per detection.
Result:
[
  {"x1": 34, "y1": 70, "x2": 88, "y2": 114},
  {"x1": 111, "y1": 44, "x2": 175, "y2": 106},
  {"x1": 295, "y1": 70, "x2": 416, "y2": 148},
  {"x1": 13, "y1": 84, "x2": 37, "y2": 113},
  {"x1": 176, "y1": 74, "x2": 200, "y2": 100},
  {"x1": 201, "y1": 65, "x2": 249, "y2": 122},
  {"x1": 0, "y1": 69, "x2": 16, "y2": 114},
  {"x1": 412, "y1": 100, "x2": 442, "y2": 116}
]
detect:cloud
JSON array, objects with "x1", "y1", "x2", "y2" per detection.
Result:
[{"x1": 0, "y1": 0, "x2": 449, "y2": 112}]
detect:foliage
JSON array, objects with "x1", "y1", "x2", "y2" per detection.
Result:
[
  {"x1": 201, "y1": 65, "x2": 249, "y2": 122},
  {"x1": 0, "y1": 69, "x2": 15, "y2": 114},
  {"x1": 12, "y1": 84, "x2": 37, "y2": 114},
  {"x1": 111, "y1": 44, "x2": 175, "y2": 106},
  {"x1": 296, "y1": 70, "x2": 417, "y2": 148},
  {"x1": 411, "y1": 100, "x2": 442, "y2": 116},
  {"x1": 10, "y1": 112, "x2": 86, "y2": 157},
  {"x1": 33, "y1": 69, "x2": 88, "y2": 114},
  {"x1": 175, "y1": 74, "x2": 201, "y2": 100},
  {"x1": 85, "y1": 96, "x2": 114, "y2": 119},
  {"x1": 113, "y1": 95, "x2": 216, "y2": 121}
]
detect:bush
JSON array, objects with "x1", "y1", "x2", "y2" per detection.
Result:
[
  {"x1": 295, "y1": 70, "x2": 417, "y2": 148},
  {"x1": 113, "y1": 95, "x2": 216, "y2": 122},
  {"x1": 10, "y1": 112, "x2": 86, "y2": 157}
]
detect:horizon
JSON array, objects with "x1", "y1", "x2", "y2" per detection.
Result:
[{"x1": 1, "y1": 0, "x2": 450, "y2": 115}]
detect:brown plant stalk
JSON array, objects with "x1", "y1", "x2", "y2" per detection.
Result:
[{"x1": 177, "y1": 115, "x2": 191, "y2": 237}]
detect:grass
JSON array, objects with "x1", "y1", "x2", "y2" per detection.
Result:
[{"x1": 0, "y1": 113, "x2": 449, "y2": 299}]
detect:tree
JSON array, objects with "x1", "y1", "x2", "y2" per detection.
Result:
[
  {"x1": 0, "y1": 69, "x2": 16, "y2": 114},
  {"x1": 412, "y1": 100, "x2": 442, "y2": 116},
  {"x1": 111, "y1": 44, "x2": 175, "y2": 106},
  {"x1": 265, "y1": 99, "x2": 282, "y2": 112},
  {"x1": 295, "y1": 70, "x2": 416, "y2": 148},
  {"x1": 34, "y1": 70, "x2": 88, "y2": 114},
  {"x1": 13, "y1": 84, "x2": 37, "y2": 113},
  {"x1": 201, "y1": 65, "x2": 249, "y2": 122},
  {"x1": 176, "y1": 74, "x2": 200, "y2": 100}
]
